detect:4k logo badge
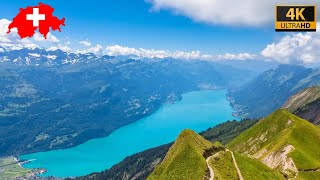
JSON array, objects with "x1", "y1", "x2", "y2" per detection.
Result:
[{"x1": 275, "y1": 5, "x2": 316, "y2": 32}]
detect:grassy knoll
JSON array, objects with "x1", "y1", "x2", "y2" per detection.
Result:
[{"x1": 147, "y1": 129, "x2": 212, "y2": 180}]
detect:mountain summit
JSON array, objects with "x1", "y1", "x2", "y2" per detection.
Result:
[{"x1": 148, "y1": 129, "x2": 212, "y2": 180}]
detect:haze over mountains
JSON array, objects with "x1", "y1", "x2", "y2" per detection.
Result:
[
  {"x1": 0, "y1": 47, "x2": 256, "y2": 157},
  {"x1": 229, "y1": 65, "x2": 320, "y2": 118}
]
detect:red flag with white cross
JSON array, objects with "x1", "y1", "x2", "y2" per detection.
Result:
[{"x1": 7, "y1": 3, "x2": 65, "y2": 39}]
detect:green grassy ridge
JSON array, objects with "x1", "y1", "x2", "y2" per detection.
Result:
[
  {"x1": 287, "y1": 117, "x2": 320, "y2": 169},
  {"x1": 227, "y1": 109, "x2": 292, "y2": 155},
  {"x1": 228, "y1": 109, "x2": 320, "y2": 174},
  {"x1": 147, "y1": 129, "x2": 212, "y2": 180},
  {"x1": 148, "y1": 128, "x2": 286, "y2": 180}
]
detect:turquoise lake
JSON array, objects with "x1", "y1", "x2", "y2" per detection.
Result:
[{"x1": 20, "y1": 90, "x2": 235, "y2": 178}]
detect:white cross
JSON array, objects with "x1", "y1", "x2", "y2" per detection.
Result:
[{"x1": 26, "y1": 8, "x2": 46, "y2": 27}]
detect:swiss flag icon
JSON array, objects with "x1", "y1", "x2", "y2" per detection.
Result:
[
  {"x1": 7, "y1": 3, "x2": 65, "y2": 39},
  {"x1": 27, "y1": 8, "x2": 46, "y2": 27}
]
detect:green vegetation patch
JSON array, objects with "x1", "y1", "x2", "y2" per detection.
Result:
[
  {"x1": 0, "y1": 156, "x2": 31, "y2": 180},
  {"x1": 234, "y1": 153, "x2": 284, "y2": 180},
  {"x1": 209, "y1": 151, "x2": 238, "y2": 180},
  {"x1": 288, "y1": 116, "x2": 320, "y2": 170},
  {"x1": 227, "y1": 110, "x2": 292, "y2": 155},
  {"x1": 297, "y1": 171, "x2": 320, "y2": 179},
  {"x1": 201, "y1": 119, "x2": 257, "y2": 144}
]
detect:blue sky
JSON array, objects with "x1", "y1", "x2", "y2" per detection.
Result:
[
  {"x1": 0, "y1": 0, "x2": 279, "y2": 54},
  {"x1": 0, "y1": 0, "x2": 319, "y2": 65}
]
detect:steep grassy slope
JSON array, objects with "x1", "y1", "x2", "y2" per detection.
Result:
[
  {"x1": 234, "y1": 153, "x2": 284, "y2": 180},
  {"x1": 296, "y1": 171, "x2": 320, "y2": 179},
  {"x1": 228, "y1": 109, "x2": 320, "y2": 178},
  {"x1": 147, "y1": 129, "x2": 212, "y2": 180},
  {"x1": 209, "y1": 150, "x2": 238, "y2": 179},
  {"x1": 209, "y1": 150, "x2": 283, "y2": 180},
  {"x1": 282, "y1": 86, "x2": 320, "y2": 124}
]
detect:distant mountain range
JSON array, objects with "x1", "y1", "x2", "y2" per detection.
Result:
[
  {"x1": 228, "y1": 65, "x2": 320, "y2": 119},
  {"x1": 0, "y1": 46, "x2": 114, "y2": 66},
  {"x1": 0, "y1": 47, "x2": 256, "y2": 157}
]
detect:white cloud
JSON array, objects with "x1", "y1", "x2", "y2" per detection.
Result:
[
  {"x1": 79, "y1": 40, "x2": 91, "y2": 47},
  {"x1": 77, "y1": 44, "x2": 103, "y2": 54},
  {"x1": 106, "y1": 45, "x2": 141, "y2": 56},
  {"x1": 34, "y1": 33, "x2": 59, "y2": 43},
  {"x1": 261, "y1": 23, "x2": 320, "y2": 64},
  {"x1": 172, "y1": 50, "x2": 211, "y2": 60},
  {"x1": 48, "y1": 45, "x2": 71, "y2": 52},
  {"x1": 0, "y1": 19, "x2": 14, "y2": 43},
  {"x1": 139, "y1": 48, "x2": 169, "y2": 58},
  {"x1": 0, "y1": 19, "x2": 37, "y2": 49},
  {"x1": 105, "y1": 44, "x2": 255, "y2": 60},
  {"x1": 0, "y1": 18, "x2": 68, "y2": 51},
  {"x1": 148, "y1": 0, "x2": 320, "y2": 26},
  {"x1": 217, "y1": 53, "x2": 256, "y2": 61}
]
